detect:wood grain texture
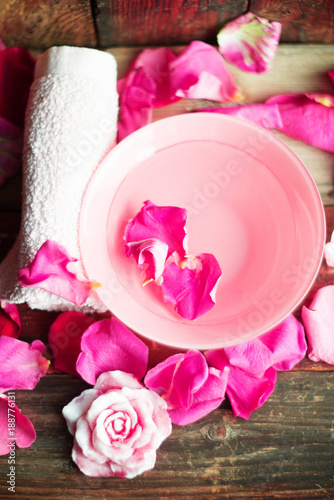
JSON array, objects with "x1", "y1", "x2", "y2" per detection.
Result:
[
  {"x1": 94, "y1": 0, "x2": 248, "y2": 47},
  {"x1": 250, "y1": 0, "x2": 334, "y2": 43},
  {"x1": 0, "y1": 0, "x2": 96, "y2": 49}
]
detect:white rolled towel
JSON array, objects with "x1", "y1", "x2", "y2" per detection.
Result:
[{"x1": 0, "y1": 46, "x2": 118, "y2": 312}]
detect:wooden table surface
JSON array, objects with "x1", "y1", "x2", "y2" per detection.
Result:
[{"x1": 0, "y1": 44, "x2": 334, "y2": 500}]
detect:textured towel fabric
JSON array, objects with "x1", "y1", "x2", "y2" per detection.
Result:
[{"x1": 0, "y1": 46, "x2": 118, "y2": 312}]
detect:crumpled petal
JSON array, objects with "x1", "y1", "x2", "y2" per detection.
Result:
[
  {"x1": 18, "y1": 240, "x2": 100, "y2": 306},
  {"x1": 217, "y1": 12, "x2": 282, "y2": 73},
  {"x1": 169, "y1": 40, "x2": 241, "y2": 101},
  {"x1": 76, "y1": 317, "x2": 149, "y2": 385},
  {"x1": 0, "y1": 395, "x2": 36, "y2": 455},
  {"x1": 302, "y1": 286, "x2": 334, "y2": 365},
  {"x1": 125, "y1": 200, "x2": 187, "y2": 265},
  {"x1": 324, "y1": 230, "x2": 334, "y2": 267},
  {"x1": 0, "y1": 336, "x2": 49, "y2": 392},
  {"x1": 0, "y1": 46, "x2": 35, "y2": 128},
  {"x1": 0, "y1": 301, "x2": 21, "y2": 338},
  {"x1": 144, "y1": 350, "x2": 229, "y2": 425},
  {"x1": 125, "y1": 238, "x2": 169, "y2": 285},
  {"x1": 162, "y1": 253, "x2": 222, "y2": 320},
  {"x1": 48, "y1": 311, "x2": 95, "y2": 377},
  {"x1": 0, "y1": 116, "x2": 23, "y2": 185},
  {"x1": 206, "y1": 315, "x2": 306, "y2": 418}
]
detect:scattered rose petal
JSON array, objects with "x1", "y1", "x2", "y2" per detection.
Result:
[
  {"x1": 206, "y1": 315, "x2": 306, "y2": 418},
  {"x1": 0, "y1": 395, "x2": 36, "y2": 455},
  {"x1": 0, "y1": 116, "x2": 23, "y2": 185},
  {"x1": 0, "y1": 46, "x2": 35, "y2": 128},
  {"x1": 48, "y1": 311, "x2": 95, "y2": 377},
  {"x1": 0, "y1": 336, "x2": 49, "y2": 393},
  {"x1": 328, "y1": 70, "x2": 334, "y2": 85},
  {"x1": 144, "y1": 350, "x2": 229, "y2": 425},
  {"x1": 217, "y1": 12, "x2": 282, "y2": 73},
  {"x1": 170, "y1": 40, "x2": 241, "y2": 101},
  {"x1": 63, "y1": 370, "x2": 172, "y2": 477},
  {"x1": 125, "y1": 238, "x2": 169, "y2": 285},
  {"x1": 324, "y1": 230, "x2": 334, "y2": 267},
  {"x1": 76, "y1": 317, "x2": 149, "y2": 385},
  {"x1": 0, "y1": 37, "x2": 6, "y2": 50},
  {"x1": 199, "y1": 102, "x2": 282, "y2": 129},
  {"x1": 302, "y1": 286, "x2": 334, "y2": 365},
  {"x1": 18, "y1": 240, "x2": 100, "y2": 306},
  {"x1": 162, "y1": 253, "x2": 222, "y2": 320},
  {"x1": 0, "y1": 301, "x2": 21, "y2": 338}
]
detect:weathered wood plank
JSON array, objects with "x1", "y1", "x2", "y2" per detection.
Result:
[
  {"x1": 0, "y1": 372, "x2": 333, "y2": 498},
  {"x1": 250, "y1": 0, "x2": 334, "y2": 43},
  {"x1": 0, "y1": 0, "x2": 97, "y2": 49},
  {"x1": 94, "y1": 0, "x2": 248, "y2": 47}
]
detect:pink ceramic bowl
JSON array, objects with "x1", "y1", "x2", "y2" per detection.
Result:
[{"x1": 80, "y1": 113, "x2": 325, "y2": 349}]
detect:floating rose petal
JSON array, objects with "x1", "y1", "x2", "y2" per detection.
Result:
[
  {"x1": 0, "y1": 46, "x2": 35, "y2": 128},
  {"x1": 144, "y1": 350, "x2": 229, "y2": 425},
  {"x1": 170, "y1": 40, "x2": 241, "y2": 101},
  {"x1": 18, "y1": 240, "x2": 100, "y2": 306},
  {"x1": 324, "y1": 230, "x2": 334, "y2": 267},
  {"x1": 125, "y1": 200, "x2": 187, "y2": 266},
  {"x1": 48, "y1": 311, "x2": 95, "y2": 377},
  {"x1": 0, "y1": 301, "x2": 21, "y2": 338},
  {"x1": 125, "y1": 238, "x2": 169, "y2": 285},
  {"x1": 162, "y1": 253, "x2": 222, "y2": 320},
  {"x1": 0, "y1": 116, "x2": 23, "y2": 185},
  {"x1": 217, "y1": 12, "x2": 282, "y2": 73},
  {"x1": 0, "y1": 395, "x2": 36, "y2": 455},
  {"x1": 76, "y1": 317, "x2": 149, "y2": 385},
  {"x1": 302, "y1": 286, "x2": 334, "y2": 365},
  {"x1": 206, "y1": 315, "x2": 306, "y2": 418},
  {"x1": 0, "y1": 336, "x2": 49, "y2": 393}
]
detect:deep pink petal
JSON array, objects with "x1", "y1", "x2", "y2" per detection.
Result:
[
  {"x1": 48, "y1": 311, "x2": 95, "y2": 377},
  {"x1": 162, "y1": 253, "x2": 222, "y2": 320},
  {"x1": 0, "y1": 301, "x2": 21, "y2": 338},
  {"x1": 0, "y1": 395, "x2": 36, "y2": 455},
  {"x1": 302, "y1": 286, "x2": 334, "y2": 365},
  {"x1": 125, "y1": 200, "x2": 187, "y2": 263},
  {"x1": 125, "y1": 238, "x2": 169, "y2": 284},
  {"x1": 18, "y1": 240, "x2": 99, "y2": 306},
  {"x1": 76, "y1": 318, "x2": 149, "y2": 385},
  {"x1": 0, "y1": 336, "x2": 49, "y2": 392},
  {"x1": 217, "y1": 12, "x2": 282, "y2": 73},
  {"x1": 170, "y1": 41, "x2": 240, "y2": 102},
  {"x1": 0, "y1": 46, "x2": 35, "y2": 128},
  {"x1": 199, "y1": 103, "x2": 283, "y2": 130},
  {"x1": 324, "y1": 231, "x2": 334, "y2": 267},
  {"x1": 0, "y1": 116, "x2": 23, "y2": 185},
  {"x1": 329, "y1": 70, "x2": 334, "y2": 85}
]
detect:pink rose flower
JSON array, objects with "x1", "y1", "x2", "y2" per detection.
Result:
[{"x1": 62, "y1": 370, "x2": 172, "y2": 478}]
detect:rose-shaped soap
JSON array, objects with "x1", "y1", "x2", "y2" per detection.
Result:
[{"x1": 62, "y1": 370, "x2": 172, "y2": 478}]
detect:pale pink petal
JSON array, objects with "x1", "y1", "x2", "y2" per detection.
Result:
[
  {"x1": 324, "y1": 230, "x2": 334, "y2": 267},
  {"x1": 0, "y1": 336, "x2": 49, "y2": 392},
  {"x1": 0, "y1": 395, "x2": 36, "y2": 455},
  {"x1": 302, "y1": 285, "x2": 334, "y2": 365},
  {"x1": 125, "y1": 200, "x2": 187, "y2": 263},
  {"x1": 0, "y1": 301, "x2": 21, "y2": 338},
  {"x1": 94, "y1": 370, "x2": 144, "y2": 393},
  {"x1": 18, "y1": 240, "x2": 99, "y2": 306},
  {"x1": 170, "y1": 41, "x2": 240, "y2": 101},
  {"x1": 125, "y1": 238, "x2": 169, "y2": 284},
  {"x1": 162, "y1": 253, "x2": 222, "y2": 320},
  {"x1": 76, "y1": 318, "x2": 149, "y2": 385},
  {"x1": 199, "y1": 102, "x2": 283, "y2": 129},
  {"x1": 217, "y1": 12, "x2": 282, "y2": 73},
  {"x1": 62, "y1": 389, "x2": 101, "y2": 435},
  {"x1": 72, "y1": 439, "x2": 113, "y2": 477},
  {"x1": 0, "y1": 116, "x2": 23, "y2": 185},
  {"x1": 48, "y1": 311, "x2": 95, "y2": 377}
]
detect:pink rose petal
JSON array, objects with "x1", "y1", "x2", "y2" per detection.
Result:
[
  {"x1": 76, "y1": 318, "x2": 149, "y2": 385},
  {"x1": 217, "y1": 12, "x2": 282, "y2": 73},
  {"x1": 125, "y1": 238, "x2": 169, "y2": 284},
  {"x1": 170, "y1": 40, "x2": 240, "y2": 101},
  {"x1": 0, "y1": 395, "x2": 36, "y2": 455},
  {"x1": 199, "y1": 102, "x2": 283, "y2": 129},
  {"x1": 48, "y1": 311, "x2": 95, "y2": 377},
  {"x1": 18, "y1": 240, "x2": 99, "y2": 306},
  {"x1": 302, "y1": 286, "x2": 334, "y2": 365},
  {"x1": 0, "y1": 37, "x2": 6, "y2": 50},
  {"x1": 329, "y1": 70, "x2": 334, "y2": 85},
  {"x1": 0, "y1": 301, "x2": 21, "y2": 338},
  {"x1": 0, "y1": 116, "x2": 23, "y2": 185},
  {"x1": 144, "y1": 350, "x2": 228, "y2": 425},
  {"x1": 0, "y1": 336, "x2": 49, "y2": 393},
  {"x1": 324, "y1": 231, "x2": 334, "y2": 267},
  {"x1": 162, "y1": 253, "x2": 222, "y2": 320}
]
